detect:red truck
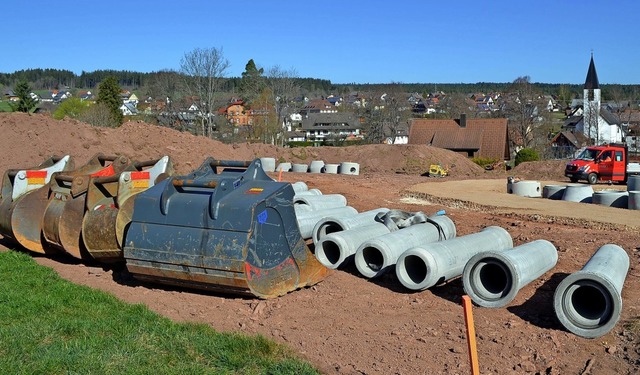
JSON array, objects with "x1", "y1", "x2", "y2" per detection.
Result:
[{"x1": 565, "y1": 143, "x2": 640, "y2": 184}]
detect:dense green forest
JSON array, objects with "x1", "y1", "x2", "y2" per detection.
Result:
[{"x1": 2, "y1": 68, "x2": 640, "y2": 100}]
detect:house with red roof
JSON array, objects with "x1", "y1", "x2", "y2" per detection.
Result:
[{"x1": 408, "y1": 114, "x2": 510, "y2": 160}]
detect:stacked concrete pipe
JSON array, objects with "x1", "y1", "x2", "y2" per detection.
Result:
[
  {"x1": 510, "y1": 180, "x2": 542, "y2": 198},
  {"x1": 296, "y1": 206, "x2": 358, "y2": 239},
  {"x1": 315, "y1": 222, "x2": 392, "y2": 269},
  {"x1": 259, "y1": 157, "x2": 276, "y2": 172},
  {"x1": 291, "y1": 181, "x2": 308, "y2": 193},
  {"x1": 294, "y1": 194, "x2": 348, "y2": 211},
  {"x1": 542, "y1": 184, "x2": 566, "y2": 200},
  {"x1": 312, "y1": 208, "x2": 390, "y2": 244},
  {"x1": 591, "y1": 190, "x2": 628, "y2": 208},
  {"x1": 291, "y1": 163, "x2": 308, "y2": 173},
  {"x1": 309, "y1": 160, "x2": 325, "y2": 174},
  {"x1": 395, "y1": 226, "x2": 513, "y2": 291},
  {"x1": 354, "y1": 215, "x2": 457, "y2": 278},
  {"x1": 463, "y1": 240, "x2": 558, "y2": 308},
  {"x1": 553, "y1": 244, "x2": 629, "y2": 338},
  {"x1": 339, "y1": 162, "x2": 360, "y2": 175},
  {"x1": 322, "y1": 164, "x2": 340, "y2": 174},
  {"x1": 628, "y1": 175, "x2": 640, "y2": 191},
  {"x1": 276, "y1": 162, "x2": 292, "y2": 172},
  {"x1": 294, "y1": 189, "x2": 323, "y2": 197},
  {"x1": 562, "y1": 184, "x2": 594, "y2": 203},
  {"x1": 629, "y1": 191, "x2": 640, "y2": 210}
]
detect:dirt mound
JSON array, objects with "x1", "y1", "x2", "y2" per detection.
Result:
[
  {"x1": 511, "y1": 159, "x2": 569, "y2": 181},
  {"x1": 0, "y1": 113, "x2": 485, "y2": 177}
]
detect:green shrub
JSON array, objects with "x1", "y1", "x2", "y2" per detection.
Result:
[
  {"x1": 515, "y1": 148, "x2": 540, "y2": 166},
  {"x1": 471, "y1": 157, "x2": 498, "y2": 168}
]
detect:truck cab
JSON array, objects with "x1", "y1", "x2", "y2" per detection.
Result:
[{"x1": 564, "y1": 144, "x2": 629, "y2": 184}]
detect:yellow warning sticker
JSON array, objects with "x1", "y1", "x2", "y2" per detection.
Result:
[
  {"x1": 133, "y1": 180, "x2": 149, "y2": 189},
  {"x1": 246, "y1": 187, "x2": 263, "y2": 194}
]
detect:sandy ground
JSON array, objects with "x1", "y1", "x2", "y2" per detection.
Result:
[{"x1": 1, "y1": 112, "x2": 639, "y2": 374}]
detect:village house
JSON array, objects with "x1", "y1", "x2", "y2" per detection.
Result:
[{"x1": 408, "y1": 114, "x2": 510, "y2": 161}]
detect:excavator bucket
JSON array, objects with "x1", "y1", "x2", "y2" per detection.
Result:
[
  {"x1": 123, "y1": 158, "x2": 329, "y2": 299},
  {"x1": 0, "y1": 155, "x2": 75, "y2": 247},
  {"x1": 9, "y1": 154, "x2": 132, "y2": 256},
  {"x1": 81, "y1": 156, "x2": 174, "y2": 262}
]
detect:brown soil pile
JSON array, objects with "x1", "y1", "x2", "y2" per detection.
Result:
[{"x1": 0, "y1": 113, "x2": 485, "y2": 177}]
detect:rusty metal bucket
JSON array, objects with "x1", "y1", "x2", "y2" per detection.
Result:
[
  {"x1": 81, "y1": 156, "x2": 174, "y2": 262},
  {"x1": 0, "y1": 155, "x2": 75, "y2": 247},
  {"x1": 9, "y1": 154, "x2": 132, "y2": 256},
  {"x1": 123, "y1": 158, "x2": 329, "y2": 298}
]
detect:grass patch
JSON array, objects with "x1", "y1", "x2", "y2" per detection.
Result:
[
  {"x1": 0, "y1": 101, "x2": 14, "y2": 112},
  {"x1": 0, "y1": 251, "x2": 318, "y2": 375}
]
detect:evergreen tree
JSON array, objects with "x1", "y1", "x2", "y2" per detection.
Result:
[
  {"x1": 96, "y1": 76, "x2": 124, "y2": 125},
  {"x1": 239, "y1": 59, "x2": 265, "y2": 104},
  {"x1": 13, "y1": 80, "x2": 37, "y2": 113}
]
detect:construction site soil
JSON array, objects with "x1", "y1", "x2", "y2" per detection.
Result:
[{"x1": 1, "y1": 112, "x2": 639, "y2": 374}]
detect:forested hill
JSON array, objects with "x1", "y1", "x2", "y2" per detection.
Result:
[{"x1": 1, "y1": 68, "x2": 639, "y2": 98}]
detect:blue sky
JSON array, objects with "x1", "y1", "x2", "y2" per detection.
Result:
[{"x1": 3, "y1": 1, "x2": 639, "y2": 84}]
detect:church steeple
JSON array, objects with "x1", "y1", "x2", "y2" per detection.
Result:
[
  {"x1": 584, "y1": 53, "x2": 599, "y2": 90},
  {"x1": 583, "y1": 52, "x2": 601, "y2": 144}
]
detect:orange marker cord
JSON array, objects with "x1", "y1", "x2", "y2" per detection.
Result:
[{"x1": 462, "y1": 295, "x2": 480, "y2": 375}]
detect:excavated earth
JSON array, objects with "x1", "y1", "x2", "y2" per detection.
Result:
[{"x1": 1, "y1": 112, "x2": 639, "y2": 375}]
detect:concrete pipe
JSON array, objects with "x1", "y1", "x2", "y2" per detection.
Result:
[
  {"x1": 628, "y1": 191, "x2": 640, "y2": 210},
  {"x1": 276, "y1": 162, "x2": 292, "y2": 172},
  {"x1": 322, "y1": 164, "x2": 340, "y2": 174},
  {"x1": 294, "y1": 194, "x2": 347, "y2": 211},
  {"x1": 291, "y1": 181, "x2": 308, "y2": 193},
  {"x1": 309, "y1": 160, "x2": 325, "y2": 174},
  {"x1": 553, "y1": 244, "x2": 629, "y2": 338},
  {"x1": 315, "y1": 222, "x2": 391, "y2": 269},
  {"x1": 339, "y1": 162, "x2": 360, "y2": 175},
  {"x1": 592, "y1": 190, "x2": 628, "y2": 208},
  {"x1": 628, "y1": 175, "x2": 640, "y2": 191},
  {"x1": 259, "y1": 157, "x2": 276, "y2": 172},
  {"x1": 396, "y1": 226, "x2": 513, "y2": 291},
  {"x1": 562, "y1": 184, "x2": 594, "y2": 203},
  {"x1": 296, "y1": 206, "x2": 358, "y2": 239},
  {"x1": 294, "y1": 204, "x2": 313, "y2": 215},
  {"x1": 542, "y1": 184, "x2": 566, "y2": 200},
  {"x1": 291, "y1": 163, "x2": 309, "y2": 173},
  {"x1": 354, "y1": 215, "x2": 457, "y2": 278},
  {"x1": 511, "y1": 180, "x2": 542, "y2": 198},
  {"x1": 294, "y1": 189, "x2": 323, "y2": 197},
  {"x1": 463, "y1": 239, "x2": 558, "y2": 308},
  {"x1": 312, "y1": 208, "x2": 390, "y2": 245}
]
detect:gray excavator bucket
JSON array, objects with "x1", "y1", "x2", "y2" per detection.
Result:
[{"x1": 123, "y1": 158, "x2": 329, "y2": 298}]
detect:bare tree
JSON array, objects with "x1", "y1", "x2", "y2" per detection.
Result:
[
  {"x1": 265, "y1": 66, "x2": 301, "y2": 146},
  {"x1": 502, "y1": 76, "x2": 546, "y2": 151},
  {"x1": 79, "y1": 103, "x2": 116, "y2": 128},
  {"x1": 180, "y1": 47, "x2": 230, "y2": 137},
  {"x1": 437, "y1": 92, "x2": 474, "y2": 119}
]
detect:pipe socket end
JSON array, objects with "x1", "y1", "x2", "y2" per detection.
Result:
[
  {"x1": 553, "y1": 272, "x2": 622, "y2": 339},
  {"x1": 463, "y1": 252, "x2": 519, "y2": 308}
]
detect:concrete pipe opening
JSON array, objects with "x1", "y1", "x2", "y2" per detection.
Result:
[
  {"x1": 400, "y1": 254, "x2": 428, "y2": 285},
  {"x1": 566, "y1": 281, "x2": 613, "y2": 327},
  {"x1": 554, "y1": 274, "x2": 620, "y2": 338},
  {"x1": 316, "y1": 239, "x2": 342, "y2": 268},
  {"x1": 466, "y1": 257, "x2": 515, "y2": 306},
  {"x1": 357, "y1": 246, "x2": 385, "y2": 275},
  {"x1": 316, "y1": 221, "x2": 343, "y2": 240}
]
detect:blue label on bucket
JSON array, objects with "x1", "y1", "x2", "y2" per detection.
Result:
[{"x1": 257, "y1": 210, "x2": 268, "y2": 224}]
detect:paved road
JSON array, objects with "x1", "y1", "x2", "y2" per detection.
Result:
[{"x1": 406, "y1": 179, "x2": 639, "y2": 228}]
